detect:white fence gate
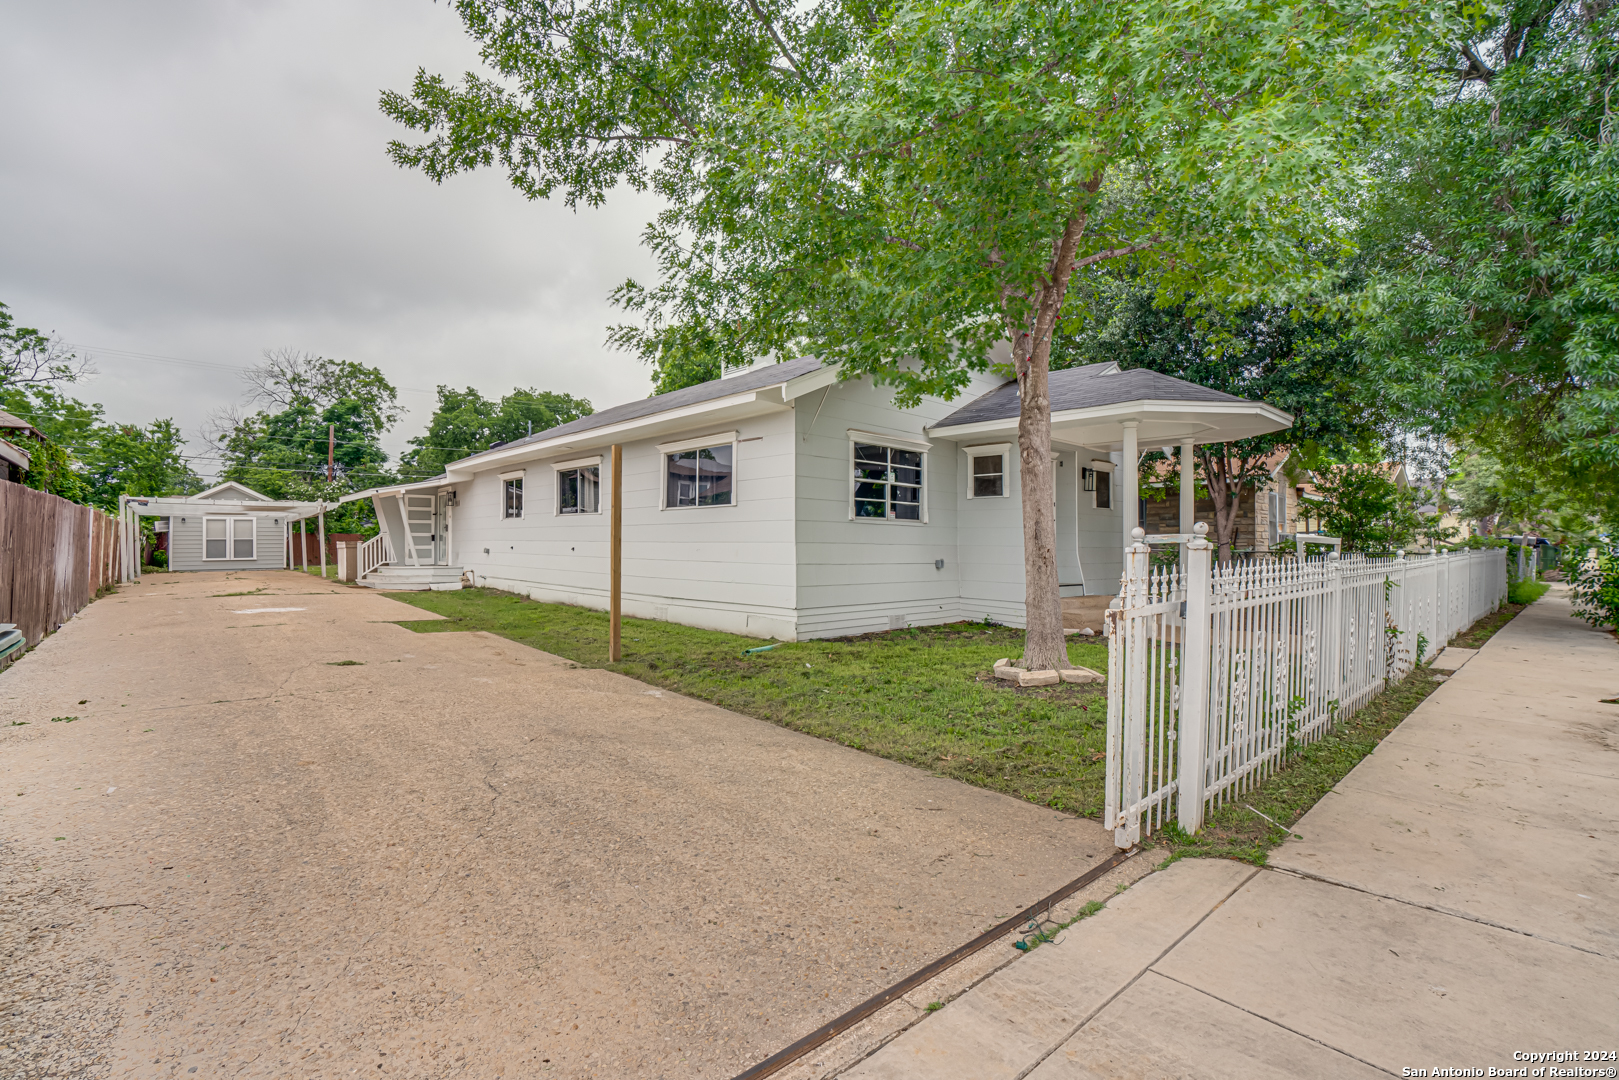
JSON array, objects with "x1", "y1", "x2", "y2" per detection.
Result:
[{"x1": 1104, "y1": 525, "x2": 1508, "y2": 848}]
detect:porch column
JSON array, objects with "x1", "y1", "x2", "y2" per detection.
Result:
[
  {"x1": 1179, "y1": 439, "x2": 1195, "y2": 537},
  {"x1": 1121, "y1": 420, "x2": 1139, "y2": 552}
]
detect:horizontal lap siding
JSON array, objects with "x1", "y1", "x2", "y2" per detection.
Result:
[
  {"x1": 167, "y1": 513, "x2": 288, "y2": 572},
  {"x1": 793, "y1": 374, "x2": 999, "y2": 639},
  {"x1": 456, "y1": 410, "x2": 798, "y2": 638}
]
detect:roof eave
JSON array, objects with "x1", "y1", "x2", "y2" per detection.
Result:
[
  {"x1": 926, "y1": 398, "x2": 1295, "y2": 443},
  {"x1": 442, "y1": 386, "x2": 794, "y2": 480}
]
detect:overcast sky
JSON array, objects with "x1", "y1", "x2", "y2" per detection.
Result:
[{"x1": 0, "y1": 0, "x2": 661, "y2": 479}]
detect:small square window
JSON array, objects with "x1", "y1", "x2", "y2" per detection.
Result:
[
  {"x1": 504, "y1": 477, "x2": 524, "y2": 518},
  {"x1": 558, "y1": 465, "x2": 599, "y2": 514},
  {"x1": 665, "y1": 444, "x2": 733, "y2": 508},
  {"x1": 971, "y1": 454, "x2": 1004, "y2": 498}
]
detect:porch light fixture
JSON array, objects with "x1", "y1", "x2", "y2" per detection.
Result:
[{"x1": 1081, "y1": 468, "x2": 1096, "y2": 492}]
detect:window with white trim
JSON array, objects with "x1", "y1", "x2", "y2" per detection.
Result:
[
  {"x1": 964, "y1": 443, "x2": 1010, "y2": 499},
  {"x1": 503, "y1": 476, "x2": 524, "y2": 518},
  {"x1": 664, "y1": 444, "x2": 733, "y2": 508},
  {"x1": 557, "y1": 464, "x2": 599, "y2": 514},
  {"x1": 853, "y1": 442, "x2": 924, "y2": 520},
  {"x1": 204, "y1": 516, "x2": 255, "y2": 560}
]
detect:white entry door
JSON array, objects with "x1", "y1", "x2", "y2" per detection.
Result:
[
  {"x1": 402, "y1": 494, "x2": 436, "y2": 565},
  {"x1": 432, "y1": 494, "x2": 448, "y2": 565}
]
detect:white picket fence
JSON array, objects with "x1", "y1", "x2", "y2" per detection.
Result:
[{"x1": 1104, "y1": 526, "x2": 1507, "y2": 848}]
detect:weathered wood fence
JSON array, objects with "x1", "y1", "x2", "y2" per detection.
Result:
[{"x1": 0, "y1": 478, "x2": 128, "y2": 655}]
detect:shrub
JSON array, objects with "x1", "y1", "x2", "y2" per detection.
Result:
[{"x1": 1570, "y1": 547, "x2": 1619, "y2": 629}]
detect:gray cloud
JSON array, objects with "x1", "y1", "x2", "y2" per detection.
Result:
[{"x1": 0, "y1": 0, "x2": 661, "y2": 474}]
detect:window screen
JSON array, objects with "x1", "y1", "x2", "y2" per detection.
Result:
[
  {"x1": 231, "y1": 518, "x2": 254, "y2": 560},
  {"x1": 971, "y1": 454, "x2": 1004, "y2": 498},
  {"x1": 1095, "y1": 469, "x2": 1112, "y2": 509},
  {"x1": 204, "y1": 518, "x2": 228, "y2": 560},
  {"x1": 854, "y1": 443, "x2": 923, "y2": 520},
  {"x1": 665, "y1": 445, "x2": 733, "y2": 508},
  {"x1": 558, "y1": 465, "x2": 599, "y2": 514},
  {"x1": 504, "y1": 477, "x2": 524, "y2": 518}
]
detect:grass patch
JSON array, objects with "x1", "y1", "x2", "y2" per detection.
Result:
[
  {"x1": 1508, "y1": 579, "x2": 1550, "y2": 606},
  {"x1": 212, "y1": 588, "x2": 267, "y2": 598},
  {"x1": 388, "y1": 587, "x2": 1112, "y2": 816},
  {"x1": 326, "y1": 660, "x2": 364, "y2": 666}
]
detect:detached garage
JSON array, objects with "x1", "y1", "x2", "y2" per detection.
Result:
[{"x1": 122, "y1": 481, "x2": 326, "y2": 573}]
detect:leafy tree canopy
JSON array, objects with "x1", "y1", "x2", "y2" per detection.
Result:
[
  {"x1": 386, "y1": 0, "x2": 1469, "y2": 667},
  {"x1": 1, "y1": 384, "x2": 202, "y2": 510},
  {"x1": 1360, "y1": 1, "x2": 1619, "y2": 473},
  {"x1": 1053, "y1": 275, "x2": 1387, "y2": 558},
  {"x1": 401, "y1": 386, "x2": 593, "y2": 476}
]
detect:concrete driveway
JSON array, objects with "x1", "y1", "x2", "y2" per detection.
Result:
[{"x1": 1, "y1": 570, "x2": 1118, "y2": 1079}]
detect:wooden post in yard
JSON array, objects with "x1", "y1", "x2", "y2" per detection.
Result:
[
  {"x1": 609, "y1": 444, "x2": 623, "y2": 662},
  {"x1": 318, "y1": 503, "x2": 327, "y2": 578}
]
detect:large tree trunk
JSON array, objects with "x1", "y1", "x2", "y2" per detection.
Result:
[{"x1": 1013, "y1": 210, "x2": 1092, "y2": 671}]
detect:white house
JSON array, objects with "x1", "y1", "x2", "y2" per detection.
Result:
[{"x1": 343, "y1": 359, "x2": 1290, "y2": 640}]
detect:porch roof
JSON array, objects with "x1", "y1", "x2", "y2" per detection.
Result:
[
  {"x1": 338, "y1": 475, "x2": 452, "y2": 505},
  {"x1": 123, "y1": 494, "x2": 325, "y2": 519},
  {"x1": 926, "y1": 363, "x2": 1291, "y2": 450}
]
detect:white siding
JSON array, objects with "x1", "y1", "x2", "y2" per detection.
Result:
[
  {"x1": 167, "y1": 512, "x2": 289, "y2": 572},
  {"x1": 452, "y1": 409, "x2": 800, "y2": 639},
  {"x1": 1073, "y1": 450, "x2": 1124, "y2": 595},
  {"x1": 792, "y1": 373, "x2": 1006, "y2": 639}
]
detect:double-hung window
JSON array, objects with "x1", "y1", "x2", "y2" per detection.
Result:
[
  {"x1": 502, "y1": 473, "x2": 524, "y2": 518},
  {"x1": 204, "y1": 516, "x2": 254, "y2": 561},
  {"x1": 853, "y1": 440, "x2": 924, "y2": 521},
  {"x1": 664, "y1": 444, "x2": 733, "y2": 508},
  {"x1": 557, "y1": 463, "x2": 600, "y2": 514}
]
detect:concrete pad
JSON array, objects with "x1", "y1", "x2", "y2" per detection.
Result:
[
  {"x1": 844, "y1": 859, "x2": 1257, "y2": 1080},
  {"x1": 1027, "y1": 971, "x2": 1386, "y2": 1080},
  {"x1": 1154, "y1": 870, "x2": 1619, "y2": 1072},
  {"x1": 1429, "y1": 646, "x2": 1477, "y2": 671},
  {"x1": 1375, "y1": 698, "x2": 1619, "y2": 780},
  {"x1": 1271, "y1": 788, "x2": 1619, "y2": 957},
  {"x1": 0, "y1": 569, "x2": 1121, "y2": 1079}
]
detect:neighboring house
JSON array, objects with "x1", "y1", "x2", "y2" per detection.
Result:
[
  {"x1": 1143, "y1": 456, "x2": 1413, "y2": 554},
  {"x1": 0, "y1": 408, "x2": 42, "y2": 484},
  {"x1": 123, "y1": 482, "x2": 324, "y2": 572},
  {"x1": 343, "y1": 359, "x2": 1290, "y2": 640}
]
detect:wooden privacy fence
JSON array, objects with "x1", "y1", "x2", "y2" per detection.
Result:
[
  {"x1": 0, "y1": 478, "x2": 128, "y2": 655},
  {"x1": 1104, "y1": 525, "x2": 1509, "y2": 847}
]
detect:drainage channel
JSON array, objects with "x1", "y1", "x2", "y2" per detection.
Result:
[{"x1": 732, "y1": 846, "x2": 1138, "y2": 1080}]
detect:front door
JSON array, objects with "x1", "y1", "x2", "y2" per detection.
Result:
[
  {"x1": 432, "y1": 494, "x2": 449, "y2": 565},
  {"x1": 402, "y1": 494, "x2": 436, "y2": 565}
]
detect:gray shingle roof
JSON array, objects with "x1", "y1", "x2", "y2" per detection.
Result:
[
  {"x1": 933, "y1": 363, "x2": 1252, "y2": 428},
  {"x1": 453, "y1": 356, "x2": 827, "y2": 467}
]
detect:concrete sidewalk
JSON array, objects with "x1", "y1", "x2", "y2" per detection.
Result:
[{"x1": 848, "y1": 587, "x2": 1619, "y2": 1078}]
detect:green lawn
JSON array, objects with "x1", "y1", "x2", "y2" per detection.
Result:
[{"x1": 387, "y1": 587, "x2": 1113, "y2": 816}]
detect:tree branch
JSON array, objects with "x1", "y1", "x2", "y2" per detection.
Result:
[
  {"x1": 742, "y1": 0, "x2": 815, "y2": 90},
  {"x1": 1073, "y1": 237, "x2": 1162, "y2": 270}
]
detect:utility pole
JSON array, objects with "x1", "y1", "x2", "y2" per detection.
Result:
[{"x1": 327, "y1": 424, "x2": 335, "y2": 483}]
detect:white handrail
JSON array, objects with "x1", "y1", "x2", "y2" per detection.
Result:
[{"x1": 358, "y1": 533, "x2": 392, "y2": 579}]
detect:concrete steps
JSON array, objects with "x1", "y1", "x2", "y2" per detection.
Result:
[{"x1": 358, "y1": 565, "x2": 463, "y2": 592}]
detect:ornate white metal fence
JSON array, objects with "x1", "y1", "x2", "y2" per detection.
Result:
[{"x1": 1104, "y1": 526, "x2": 1508, "y2": 847}]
